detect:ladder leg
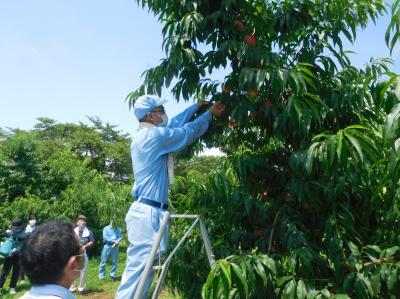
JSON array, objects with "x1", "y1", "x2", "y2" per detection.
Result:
[
  {"x1": 136, "y1": 214, "x2": 215, "y2": 299},
  {"x1": 151, "y1": 218, "x2": 200, "y2": 298},
  {"x1": 133, "y1": 211, "x2": 171, "y2": 299},
  {"x1": 199, "y1": 219, "x2": 216, "y2": 267},
  {"x1": 151, "y1": 259, "x2": 171, "y2": 299}
]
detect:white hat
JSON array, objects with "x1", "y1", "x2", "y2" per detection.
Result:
[{"x1": 133, "y1": 95, "x2": 168, "y2": 121}]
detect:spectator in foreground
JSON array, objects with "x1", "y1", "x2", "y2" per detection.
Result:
[{"x1": 19, "y1": 220, "x2": 85, "y2": 299}]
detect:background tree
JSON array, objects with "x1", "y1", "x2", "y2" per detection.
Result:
[
  {"x1": 34, "y1": 117, "x2": 133, "y2": 181},
  {"x1": 0, "y1": 117, "x2": 133, "y2": 252},
  {"x1": 0, "y1": 131, "x2": 45, "y2": 200}
]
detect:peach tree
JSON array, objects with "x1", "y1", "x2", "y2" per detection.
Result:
[{"x1": 129, "y1": 0, "x2": 400, "y2": 298}]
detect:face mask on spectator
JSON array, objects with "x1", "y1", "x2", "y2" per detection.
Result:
[
  {"x1": 29, "y1": 220, "x2": 36, "y2": 227},
  {"x1": 77, "y1": 221, "x2": 86, "y2": 230}
]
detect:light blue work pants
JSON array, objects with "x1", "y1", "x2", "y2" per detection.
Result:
[
  {"x1": 115, "y1": 201, "x2": 169, "y2": 299},
  {"x1": 98, "y1": 244, "x2": 119, "y2": 279}
]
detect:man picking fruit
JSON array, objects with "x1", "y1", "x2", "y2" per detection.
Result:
[{"x1": 115, "y1": 95, "x2": 225, "y2": 299}]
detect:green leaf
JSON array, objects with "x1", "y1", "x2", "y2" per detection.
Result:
[
  {"x1": 261, "y1": 255, "x2": 277, "y2": 277},
  {"x1": 337, "y1": 130, "x2": 344, "y2": 161},
  {"x1": 342, "y1": 27, "x2": 353, "y2": 43},
  {"x1": 320, "y1": 289, "x2": 331, "y2": 297},
  {"x1": 289, "y1": 71, "x2": 301, "y2": 92},
  {"x1": 387, "y1": 270, "x2": 398, "y2": 291},
  {"x1": 390, "y1": 31, "x2": 400, "y2": 54},
  {"x1": 296, "y1": 279, "x2": 307, "y2": 299},
  {"x1": 343, "y1": 273, "x2": 355, "y2": 293},
  {"x1": 306, "y1": 142, "x2": 320, "y2": 174},
  {"x1": 255, "y1": 259, "x2": 267, "y2": 279},
  {"x1": 348, "y1": 241, "x2": 360, "y2": 256},
  {"x1": 219, "y1": 263, "x2": 231, "y2": 299},
  {"x1": 356, "y1": 273, "x2": 374, "y2": 297},
  {"x1": 370, "y1": 272, "x2": 381, "y2": 296},
  {"x1": 344, "y1": 130, "x2": 364, "y2": 162},
  {"x1": 384, "y1": 103, "x2": 400, "y2": 141},
  {"x1": 231, "y1": 263, "x2": 248, "y2": 298},
  {"x1": 382, "y1": 246, "x2": 400, "y2": 258},
  {"x1": 380, "y1": 74, "x2": 398, "y2": 100},
  {"x1": 363, "y1": 245, "x2": 381, "y2": 262},
  {"x1": 282, "y1": 279, "x2": 296, "y2": 299}
]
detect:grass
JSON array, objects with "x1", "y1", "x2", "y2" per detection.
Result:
[{"x1": 0, "y1": 251, "x2": 179, "y2": 299}]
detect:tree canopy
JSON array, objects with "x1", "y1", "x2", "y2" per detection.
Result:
[
  {"x1": 0, "y1": 118, "x2": 133, "y2": 237},
  {"x1": 130, "y1": 0, "x2": 400, "y2": 298}
]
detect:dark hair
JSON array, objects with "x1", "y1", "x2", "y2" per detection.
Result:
[
  {"x1": 28, "y1": 214, "x2": 36, "y2": 221},
  {"x1": 12, "y1": 219, "x2": 23, "y2": 227},
  {"x1": 139, "y1": 115, "x2": 148, "y2": 122},
  {"x1": 20, "y1": 220, "x2": 80, "y2": 285}
]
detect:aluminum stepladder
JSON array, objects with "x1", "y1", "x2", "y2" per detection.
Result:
[{"x1": 133, "y1": 211, "x2": 216, "y2": 299}]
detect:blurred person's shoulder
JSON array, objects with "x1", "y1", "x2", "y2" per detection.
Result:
[{"x1": 19, "y1": 293, "x2": 67, "y2": 298}]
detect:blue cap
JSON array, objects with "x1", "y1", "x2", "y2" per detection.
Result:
[{"x1": 133, "y1": 95, "x2": 169, "y2": 121}]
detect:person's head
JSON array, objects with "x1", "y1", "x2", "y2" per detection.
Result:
[
  {"x1": 76, "y1": 215, "x2": 87, "y2": 231},
  {"x1": 133, "y1": 95, "x2": 169, "y2": 127},
  {"x1": 28, "y1": 214, "x2": 37, "y2": 227},
  {"x1": 11, "y1": 219, "x2": 24, "y2": 233},
  {"x1": 20, "y1": 221, "x2": 84, "y2": 287},
  {"x1": 144, "y1": 105, "x2": 168, "y2": 127}
]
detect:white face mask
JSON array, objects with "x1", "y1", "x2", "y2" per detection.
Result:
[
  {"x1": 73, "y1": 253, "x2": 87, "y2": 272},
  {"x1": 152, "y1": 112, "x2": 168, "y2": 127},
  {"x1": 159, "y1": 114, "x2": 169, "y2": 127},
  {"x1": 77, "y1": 221, "x2": 86, "y2": 230},
  {"x1": 29, "y1": 220, "x2": 36, "y2": 227}
]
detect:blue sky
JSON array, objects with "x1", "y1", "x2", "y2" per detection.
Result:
[{"x1": 0, "y1": 0, "x2": 399, "y2": 137}]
